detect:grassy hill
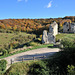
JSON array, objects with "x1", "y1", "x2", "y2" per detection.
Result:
[
  {"x1": 0, "y1": 32, "x2": 75, "y2": 49},
  {"x1": 0, "y1": 16, "x2": 75, "y2": 59},
  {"x1": 56, "y1": 33, "x2": 75, "y2": 41},
  {"x1": 0, "y1": 32, "x2": 36, "y2": 48}
]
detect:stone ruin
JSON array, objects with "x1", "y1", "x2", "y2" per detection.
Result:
[
  {"x1": 49, "y1": 21, "x2": 58, "y2": 36},
  {"x1": 48, "y1": 33, "x2": 55, "y2": 43},
  {"x1": 42, "y1": 30, "x2": 49, "y2": 44},
  {"x1": 42, "y1": 21, "x2": 58, "y2": 44},
  {"x1": 63, "y1": 22, "x2": 75, "y2": 33}
]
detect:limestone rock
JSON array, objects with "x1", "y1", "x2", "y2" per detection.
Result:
[
  {"x1": 63, "y1": 22, "x2": 75, "y2": 33},
  {"x1": 42, "y1": 21, "x2": 58, "y2": 44},
  {"x1": 48, "y1": 33, "x2": 55, "y2": 44},
  {"x1": 49, "y1": 21, "x2": 58, "y2": 36},
  {"x1": 42, "y1": 30, "x2": 49, "y2": 44},
  {"x1": 63, "y1": 22, "x2": 70, "y2": 33},
  {"x1": 71, "y1": 23, "x2": 75, "y2": 33}
]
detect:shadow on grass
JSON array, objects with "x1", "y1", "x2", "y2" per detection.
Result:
[{"x1": 48, "y1": 45, "x2": 59, "y2": 48}]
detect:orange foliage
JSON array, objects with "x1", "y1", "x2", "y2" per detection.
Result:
[{"x1": 0, "y1": 16, "x2": 74, "y2": 34}]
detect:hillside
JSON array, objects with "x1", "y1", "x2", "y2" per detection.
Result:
[
  {"x1": 0, "y1": 16, "x2": 74, "y2": 35},
  {"x1": 0, "y1": 16, "x2": 75, "y2": 59}
]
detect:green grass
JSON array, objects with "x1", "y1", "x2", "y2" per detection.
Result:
[
  {"x1": 5, "y1": 60, "x2": 41, "y2": 75},
  {"x1": 0, "y1": 33, "x2": 75, "y2": 59},
  {"x1": 0, "y1": 44, "x2": 53, "y2": 59},
  {"x1": 4, "y1": 38, "x2": 75, "y2": 75},
  {"x1": 56, "y1": 33, "x2": 75, "y2": 41},
  {"x1": 0, "y1": 32, "x2": 35, "y2": 48},
  {"x1": 0, "y1": 70, "x2": 6, "y2": 75}
]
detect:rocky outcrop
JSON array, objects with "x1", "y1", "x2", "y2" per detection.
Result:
[
  {"x1": 63, "y1": 22, "x2": 70, "y2": 33},
  {"x1": 42, "y1": 30, "x2": 49, "y2": 44},
  {"x1": 42, "y1": 31, "x2": 55, "y2": 44},
  {"x1": 63, "y1": 22, "x2": 75, "y2": 33},
  {"x1": 49, "y1": 21, "x2": 58, "y2": 36},
  {"x1": 42, "y1": 22, "x2": 58, "y2": 44},
  {"x1": 48, "y1": 33, "x2": 55, "y2": 44}
]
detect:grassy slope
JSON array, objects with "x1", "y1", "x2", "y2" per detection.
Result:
[
  {"x1": 0, "y1": 32, "x2": 32, "y2": 48},
  {"x1": 0, "y1": 33, "x2": 74, "y2": 46},
  {"x1": 5, "y1": 60, "x2": 40, "y2": 75},
  {"x1": 0, "y1": 33, "x2": 75, "y2": 59},
  {"x1": 2, "y1": 33, "x2": 75, "y2": 75},
  {"x1": 56, "y1": 33, "x2": 75, "y2": 41},
  {"x1": 0, "y1": 33, "x2": 75, "y2": 47}
]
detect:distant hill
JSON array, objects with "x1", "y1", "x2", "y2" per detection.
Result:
[
  {"x1": 64, "y1": 16, "x2": 75, "y2": 22},
  {"x1": 0, "y1": 16, "x2": 75, "y2": 34}
]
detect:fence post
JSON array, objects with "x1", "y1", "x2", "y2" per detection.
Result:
[
  {"x1": 22, "y1": 58, "x2": 24, "y2": 62},
  {"x1": 33, "y1": 57, "x2": 35, "y2": 60},
  {"x1": 11, "y1": 58, "x2": 14, "y2": 64},
  {"x1": 43, "y1": 55, "x2": 46, "y2": 59},
  {"x1": 11, "y1": 59, "x2": 12, "y2": 64}
]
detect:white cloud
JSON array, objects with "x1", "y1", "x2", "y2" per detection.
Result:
[
  {"x1": 46, "y1": 1, "x2": 52, "y2": 8},
  {"x1": 17, "y1": 0, "x2": 22, "y2": 2},
  {"x1": 25, "y1": 0, "x2": 28, "y2": 2},
  {"x1": 17, "y1": 0, "x2": 28, "y2": 2}
]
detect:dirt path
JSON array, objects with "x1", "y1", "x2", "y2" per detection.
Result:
[{"x1": 1, "y1": 48, "x2": 60, "y2": 69}]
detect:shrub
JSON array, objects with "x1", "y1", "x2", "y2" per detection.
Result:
[
  {"x1": 0, "y1": 49, "x2": 8, "y2": 56},
  {"x1": 5, "y1": 62, "x2": 30, "y2": 75},
  {"x1": 5, "y1": 61, "x2": 49, "y2": 75},
  {"x1": 61, "y1": 39, "x2": 75, "y2": 51},
  {"x1": 29, "y1": 42, "x2": 39, "y2": 46},
  {"x1": 39, "y1": 35, "x2": 42, "y2": 39},
  {"x1": 46, "y1": 39, "x2": 75, "y2": 74},
  {"x1": 2, "y1": 50, "x2": 8, "y2": 56},
  {"x1": 67, "y1": 65, "x2": 75, "y2": 75},
  {"x1": 6, "y1": 30, "x2": 13, "y2": 33},
  {"x1": 47, "y1": 52, "x2": 70, "y2": 75},
  {"x1": 38, "y1": 38, "x2": 42, "y2": 42},
  {"x1": 0, "y1": 59, "x2": 7, "y2": 71},
  {"x1": 34, "y1": 38, "x2": 42, "y2": 44},
  {"x1": 0, "y1": 29, "x2": 6, "y2": 33},
  {"x1": 29, "y1": 61, "x2": 49, "y2": 75}
]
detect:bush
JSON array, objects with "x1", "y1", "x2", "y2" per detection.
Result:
[
  {"x1": 0, "y1": 59, "x2": 7, "y2": 71},
  {"x1": 34, "y1": 38, "x2": 42, "y2": 44},
  {"x1": 2, "y1": 50, "x2": 8, "y2": 56},
  {"x1": 67, "y1": 65, "x2": 75, "y2": 75},
  {"x1": 46, "y1": 39, "x2": 75, "y2": 74},
  {"x1": 5, "y1": 61, "x2": 49, "y2": 75},
  {"x1": 29, "y1": 42, "x2": 39, "y2": 46},
  {"x1": 38, "y1": 38, "x2": 42, "y2": 42},
  {"x1": 9, "y1": 41, "x2": 19, "y2": 49},
  {"x1": 0, "y1": 49, "x2": 8, "y2": 56},
  {"x1": 61, "y1": 39, "x2": 75, "y2": 51},
  {"x1": 39, "y1": 35, "x2": 42, "y2": 39},
  {"x1": 29, "y1": 61, "x2": 49, "y2": 75},
  {"x1": 26, "y1": 41, "x2": 40, "y2": 47},
  {"x1": 0, "y1": 29, "x2": 6, "y2": 33},
  {"x1": 5, "y1": 62, "x2": 30, "y2": 75},
  {"x1": 47, "y1": 52, "x2": 70, "y2": 74}
]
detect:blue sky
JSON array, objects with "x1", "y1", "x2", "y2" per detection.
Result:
[{"x1": 0, "y1": 0, "x2": 75, "y2": 19}]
